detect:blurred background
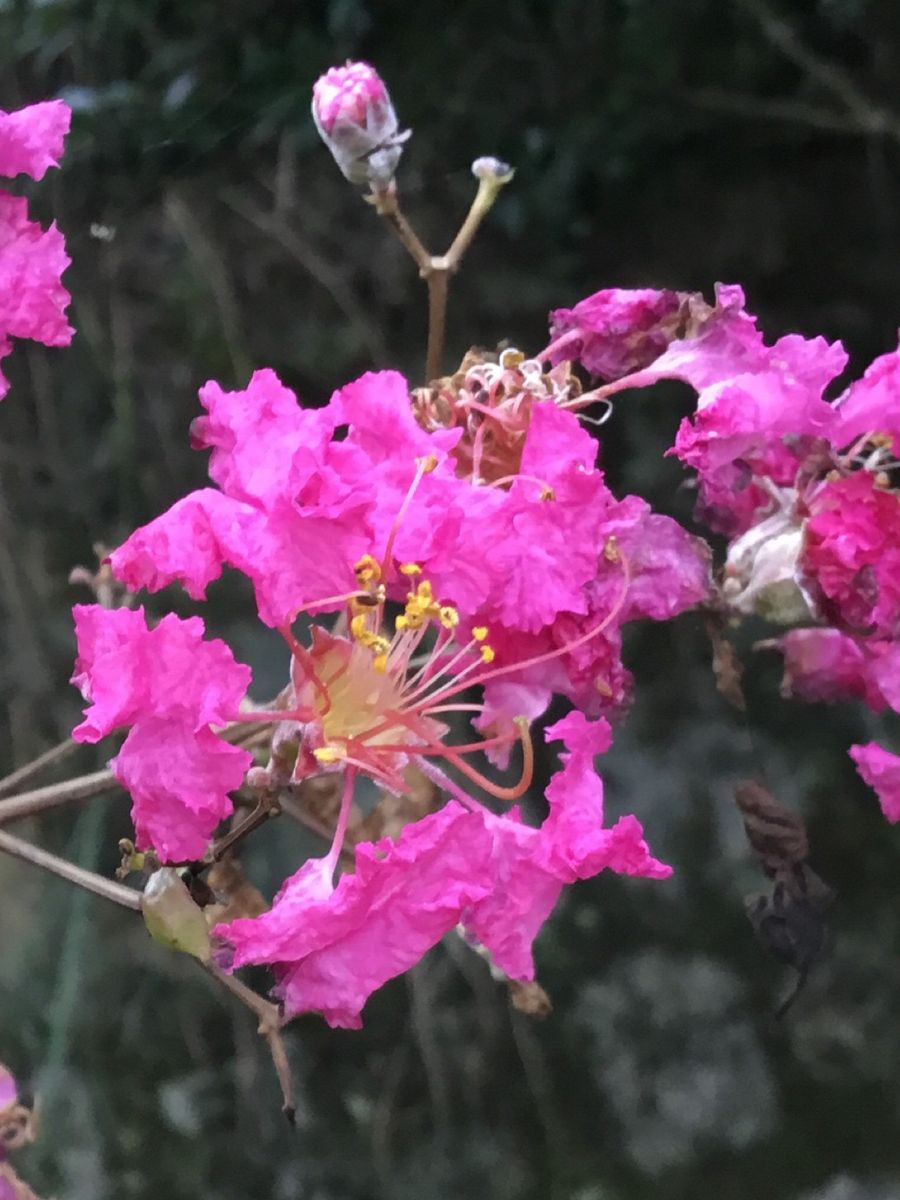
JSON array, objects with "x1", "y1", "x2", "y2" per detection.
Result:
[{"x1": 3, "y1": 1, "x2": 900, "y2": 1197}]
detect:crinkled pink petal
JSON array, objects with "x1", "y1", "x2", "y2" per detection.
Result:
[
  {"x1": 113, "y1": 719, "x2": 251, "y2": 861},
  {"x1": 673, "y1": 370, "x2": 835, "y2": 474},
  {"x1": 546, "y1": 287, "x2": 686, "y2": 380},
  {"x1": 71, "y1": 606, "x2": 250, "y2": 740},
  {"x1": 191, "y1": 369, "x2": 340, "y2": 507},
  {"x1": 462, "y1": 810, "x2": 562, "y2": 980},
  {"x1": 776, "y1": 628, "x2": 889, "y2": 711},
  {"x1": 830, "y1": 342, "x2": 900, "y2": 452},
  {"x1": 802, "y1": 472, "x2": 900, "y2": 637},
  {"x1": 849, "y1": 742, "x2": 900, "y2": 823},
  {"x1": 218, "y1": 802, "x2": 494, "y2": 1028},
  {"x1": 601, "y1": 495, "x2": 713, "y2": 621},
  {"x1": 110, "y1": 487, "x2": 371, "y2": 628},
  {"x1": 539, "y1": 712, "x2": 670, "y2": 882},
  {"x1": 0, "y1": 101, "x2": 70, "y2": 180},
  {"x1": 0, "y1": 194, "x2": 72, "y2": 397},
  {"x1": 331, "y1": 369, "x2": 460, "y2": 464},
  {"x1": 607, "y1": 284, "x2": 846, "y2": 397},
  {"x1": 464, "y1": 714, "x2": 669, "y2": 979}
]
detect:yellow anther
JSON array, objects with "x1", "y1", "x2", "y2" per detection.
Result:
[
  {"x1": 395, "y1": 614, "x2": 410, "y2": 631},
  {"x1": 416, "y1": 454, "x2": 439, "y2": 474},
  {"x1": 472, "y1": 626, "x2": 489, "y2": 642},
  {"x1": 314, "y1": 745, "x2": 347, "y2": 764},
  {"x1": 439, "y1": 606, "x2": 459, "y2": 630},
  {"x1": 595, "y1": 677, "x2": 613, "y2": 698},
  {"x1": 354, "y1": 554, "x2": 382, "y2": 584},
  {"x1": 480, "y1": 645, "x2": 496, "y2": 664},
  {"x1": 415, "y1": 581, "x2": 434, "y2": 603},
  {"x1": 603, "y1": 536, "x2": 620, "y2": 563},
  {"x1": 399, "y1": 563, "x2": 422, "y2": 576},
  {"x1": 539, "y1": 486, "x2": 556, "y2": 501},
  {"x1": 373, "y1": 653, "x2": 388, "y2": 674},
  {"x1": 350, "y1": 613, "x2": 368, "y2": 640}
]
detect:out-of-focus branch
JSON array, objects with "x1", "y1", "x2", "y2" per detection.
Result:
[
  {"x1": 0, "y1": 828, "x2": 140, "y2": 909},
  {"x1": 0, "y1": 738, "x2": 80, "y2": 798},
  {"x1": 733, "y1": 0, "x2": 900, "y2": 141},
  {"x1": 0, "y1": 768, "x2": 119, "y2": 826},
  {"x1": 201, "y1": 962, "x2": 296, "y2": 1123}
]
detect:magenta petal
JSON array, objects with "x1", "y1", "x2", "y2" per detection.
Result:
[
  {"x1": 114, "y1": 720, "x2": 251, "y2": 862},
  {"x1": 849, "y1": 742, "x2": 900, "y2": 824},
  {"x1": 0, "y1": 100, "x2": 70, "y2": 180},
  {"x1": 72, "y1": 606, "x2": 250, "y2": 741},
  {"x1": 218, "y1": 803, "x2": 494, "y2": 1028}
]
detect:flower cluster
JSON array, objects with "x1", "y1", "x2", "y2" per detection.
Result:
[
  {"x1": 0, "y1": 100, "x2": 72, "y2": 398},
  {"x1": 544, "y1": 282, "x2": 900, "y2": 825},
  {"x1": 71, "y1": 358, "x2": 710, "y2": 1024}
]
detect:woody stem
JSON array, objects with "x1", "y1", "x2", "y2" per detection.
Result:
[{"x1": 0, "y1": 828, "x2": 141, "y2": 909}]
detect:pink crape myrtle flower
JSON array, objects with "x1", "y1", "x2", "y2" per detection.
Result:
[
  {"x1": 801, "y1": 471, "x2": 900, "y2": 638},
  {"x1": 110, "y1": 369, "x2": 711, "y2": 719},
  {"x1": 0, "y1": 99, "x2": 73, "y2": 398},
  {"x1": 311, "y1": 61, "x2": 408, "y2": 188},
  {"x1": 71, "y1": 606, "x2": 253, "y2": 862},
  {"x1": 217, "y1": 713, "x2": 669, "y2": 1028},
  {"x1": 849, "y1": 742, "x2": 900, "y2": 823}
]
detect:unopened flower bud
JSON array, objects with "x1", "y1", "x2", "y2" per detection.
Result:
[
  {"x1": 141, "y1": 868, "x2": 212, "y2": 962},
  {"x1": 311, "y1": 61, "x2": 409, "y2": 189},
  {"x1": 471, "y1": 156, "x2": 514, "y2": 185}
]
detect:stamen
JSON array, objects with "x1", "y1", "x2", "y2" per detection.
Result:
[
  {"x1": 486, "y1": 474, "x2": 555, "y2": 499},
  {"x1": 325, "y1": 767, "x2": 357, "y2": 874},
  {"x1": 380, "y1": 454, "x2": 438, "y2": 577}
]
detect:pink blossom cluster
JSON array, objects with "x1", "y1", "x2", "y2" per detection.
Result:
[
  {"x1": 71, "y1": 360, "x2": 711, "y2": 1024},
  {"x1": 0, "y1": 100, "x2": 72, "y2": 398},
  {"x1": 545, "y1": 283, "x2": 900, "y2": 825}
]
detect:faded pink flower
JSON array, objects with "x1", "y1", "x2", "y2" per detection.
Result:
[
  {"x1": 311, "y1": 61, "x2": 408, "y2": 187},
  {"x1": 544, "y1": 287, "x2": 685, "y2": 380},
  {"x1": 71, "y1": 606, "x2": 252, "y2": 861},
  {"x1": 849, "y1": 742, "x2": 900, "y2": 823}
]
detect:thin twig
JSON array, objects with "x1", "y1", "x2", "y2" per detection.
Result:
[
  {"x1": 369, "y1": 185, "x2": 433, "y2": 272},
  {"x1": 737, "y1": 0, "x2": 900, "y2": 140},
  {"x1": 0, "y1": 738, "x2": 81, "y2": 798},
  {"x1": 0, "y1": 828, "x2": 140, "y2": 909},
  {"x1": 0, "y1": 768, "x2": 119, "y2": 826},
  {"x1": 425, "y1": 268, "x2": 450, "y2": 383},
  {"x1": 201, "y1": 961, "x2": 296, "y2": 1123}
]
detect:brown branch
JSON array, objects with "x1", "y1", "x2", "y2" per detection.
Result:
[
  {"x1": 737, "y1": 0, "x2": 900, "y2": 140},
  {"x1": 0, "y1": 768, "x2": 119, "y2": 826},
  {"x1": 425, "y1": 267, "x2": 450, "y2": 383},
  {"x1": 201, "y1": 962, "x2": 296, "y2": 1123},
  {"x1": 0, "y1": 738, "x2": 81, "y2": 798},
  {"x1": 0, "y1": 828, "x2": 141, "y2": 909}
]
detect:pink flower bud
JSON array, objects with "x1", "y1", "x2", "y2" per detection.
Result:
[{"x1": 311, "y1": 61, "x2": 408, "y2": 188}]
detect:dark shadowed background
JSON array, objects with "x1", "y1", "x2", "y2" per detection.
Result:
[{"x1": 2, "y1": 1, "x2": 900, "y2": 1197}]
